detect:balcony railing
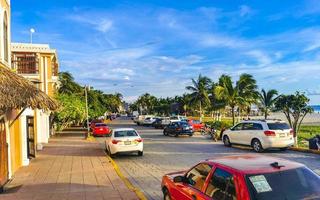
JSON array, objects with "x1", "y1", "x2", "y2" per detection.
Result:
[
  {"x1": 52, "y1": 63, "x2": 58, "y2": 76},
  {"x1": 11, "y1": 53, "x2": 39, "y2": 74}
]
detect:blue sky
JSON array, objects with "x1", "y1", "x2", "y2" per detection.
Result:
[{"x1": 12, "y1": 0, "x2": 320, "y2": 104}]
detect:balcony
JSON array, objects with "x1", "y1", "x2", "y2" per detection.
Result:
[{"x1": 11, "y1": 53, "x2": 39, "y2": 74}]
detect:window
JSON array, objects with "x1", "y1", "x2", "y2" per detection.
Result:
[
  {"x1": 242, "y1": 123, "x2": 263, "y2": 130},
  {"x1": 205, "y1": 168, "x2": 237, "y2": 200},
  {"x1": 3, "y1": 12, "x2": 8, "y2": 62},
  {"x1": 185, "y1": 164, "x2": 212, "y2": 191},
  {"x1": 114, "y1": 130, "x2": 138, "y2": 137},
  {"x1": 267, "y1": 123, "x2": 290, "y2": 130},
  {"x1": 232, "y1": 123, "x2": 243, "y2": 131},
  {"x1": 253, "y1": 123, "x2": 263, "y2": 130},
  {"x1": 246, "y1": 167, "x2": 320, "y2": 200}
]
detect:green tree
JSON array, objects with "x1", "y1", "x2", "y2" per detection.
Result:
[
  {"x1": 237, "y1": 73, "x2": 259, "y2": 118},
  {"x1": 215, "y1": 75, "x2": 243, "y2": 125},
  {"x1": 58, "y1": 72, "x2": 82, "y2": 94},
  {"x1": 186, "y1": 74, "x2": 212, "y2": 121},
  {"x1": 258, "y1": 89, "x2": 279, "y2": 119},
  {"x1": 54, "y1": 93, "x2": 86, "y2": 130},
  {"x1": 274, "y1": 92, "x2": 313, "y2": 146}
]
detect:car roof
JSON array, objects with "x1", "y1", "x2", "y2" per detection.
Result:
[
  {"x1": 238, "y1": 119, "x2": 286, "y2": 124},
  {"x1": 206, "y1": 154, "x2": 304, "y2": 174},
  {"x1": 113, "y1": 128, "x2": 136, "y2": 132}
]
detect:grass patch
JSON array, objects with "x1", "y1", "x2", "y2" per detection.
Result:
[{"x1": 298, "y1": 125, "x2": 320, "y2": 148}]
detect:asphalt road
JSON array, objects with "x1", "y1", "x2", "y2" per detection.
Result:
[{"x1": 96, "y1": 118, "x2": 320, "y2": 200}]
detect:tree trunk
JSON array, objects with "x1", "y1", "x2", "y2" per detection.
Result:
[
  {"x1": 232, "y1": 106, "x2": 235, "y2": 126},
  {"x1": 199, "y1": 101, "x2": 202, "y2": 122},
  {"x1": 264, "y1": 111, "x2": 267, "y2": 119}
]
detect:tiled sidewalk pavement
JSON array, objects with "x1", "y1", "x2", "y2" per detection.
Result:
[{"x1": 0, "y1": 131, "x2": 139, "y2": 200}]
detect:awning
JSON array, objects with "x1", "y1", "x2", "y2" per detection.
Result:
[{"x1": 0, "y1": 66, "x2": 57, "y2": 114}]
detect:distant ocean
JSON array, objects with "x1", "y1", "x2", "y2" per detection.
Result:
[{"x1": 311, "y1": 105, "x2": 320, "y2": 113}]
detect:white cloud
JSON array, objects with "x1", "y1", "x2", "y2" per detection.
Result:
[
  {"x1": 111, "y1": 68, "x2": 135, "y2": 75},
  {"x1": 67, "y1": 14, "x2": 113, "y2": 33},
  {"x1": 246, "y1": 50, "x2": 272, "y2": 66}
]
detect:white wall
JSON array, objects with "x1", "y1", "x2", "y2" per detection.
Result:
[{"x1": 19, "y1": 108, "x2": 34, "y2": 166}]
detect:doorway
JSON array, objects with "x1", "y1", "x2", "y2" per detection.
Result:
[{"x1": 26, "y1": 116, "x2": 35, "y2": 158}]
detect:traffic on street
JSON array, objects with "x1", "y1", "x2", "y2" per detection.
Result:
[{"x1": 96, "y1": 118, "x2": 320, "y2": 200}]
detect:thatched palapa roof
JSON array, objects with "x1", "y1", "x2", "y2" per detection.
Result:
[{"x1": 0, "y1": 66, "x2": 57, "y2": 113}]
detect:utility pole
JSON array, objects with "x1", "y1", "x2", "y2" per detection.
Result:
[{"x1": 85, "y1": 85, "x2": 90, "y2": 138}]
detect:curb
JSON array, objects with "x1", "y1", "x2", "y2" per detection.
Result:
[
  {"x1": 106, "y1": 155, "x2": 148, "y2": 200},
  {"x1": 289, "y1": 147, "x2": 320, "y2": 155}
]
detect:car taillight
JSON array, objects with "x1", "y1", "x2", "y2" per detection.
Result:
[
  {"x1": 135, "y1": 138, "x2": 143, "y2": 143},
  {"x1": 264, "y1": 130, "x2": 276, "y2": 136},
  {"x1": 112, "y1": 139, "x2": 120, "y2": 144},
  {"x1": 290, "y1": 129, "x2": 294, "y2": 135}
]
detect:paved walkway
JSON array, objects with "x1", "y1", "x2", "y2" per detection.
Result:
[{"x1": 0, "y1": 130, "x2": 138, "y2": 200}]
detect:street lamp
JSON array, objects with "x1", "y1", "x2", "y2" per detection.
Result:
[
  {"x1": 85, "y1": 85, "x2": 90, "y2": 138},
  {"x1": 30, "y1": 28, "x2": 35, "y2": 44}
]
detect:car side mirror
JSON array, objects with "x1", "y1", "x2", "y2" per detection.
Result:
[{"x1": 173, "y1": 176, "x2": 187, "y2": 183}]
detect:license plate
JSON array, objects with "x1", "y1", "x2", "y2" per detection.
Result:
[
  {"x1": 279, "y1": 133, "x2": 285, "y2": 137},
  {"x1": 124, "y1": 141, "x2": 131, "y2": 145}
]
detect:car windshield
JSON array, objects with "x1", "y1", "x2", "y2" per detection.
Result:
[
  {"x1": 267, "y1": 123, "x2": 290, "y2": 130},
  {"x1": 95, "y1": 123, "x2": 106, "y2": 127},
  {"x1": 246, "y1": 167, "x2": 320, "y2": 200},
  {"x1": 114, "y1": 130, "x2": 138, "y2": 137},
  {"x1": 170, "y1": 116, "x2": 178, "y2": 120}
]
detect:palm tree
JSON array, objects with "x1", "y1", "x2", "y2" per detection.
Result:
[
  {"x1": 186, "y1": 74, "x2": 211, "y2": 121},
  {"x1": 258, "y1": 89, "x2": 279, "y2": 119},
  {"x1": 215, "y1": 75, "x2": 243, "y2": 125},
  {"x1": 237, "y1": 73, "x2": 259, "y2": 118}
]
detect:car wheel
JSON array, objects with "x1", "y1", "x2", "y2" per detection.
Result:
[
  {"x1": 174, "y1": 133, "x2": 179, "y2": 137},
  {"x1": 188, "y1": 133, "x2": 193, "y2": 137},
  {"x1": 223, "y1": 136, "x2": 232, "y2": 147},
  {"x1": 138, "y1": 151, "x2": 143, "y2": 156},
  {"x1": 163, "y1": 188, "x2": 171, "y2": 200},
  {"x1": 163, "y1": 130, "x2": 168, "y2": 136},
  {"x1": 252, "y1": 139, "x2": 264, "y2": 153}
]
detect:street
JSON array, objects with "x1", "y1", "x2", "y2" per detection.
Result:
[{"x1": 97, "y1": 119, "x2": 320, "y2": 200}]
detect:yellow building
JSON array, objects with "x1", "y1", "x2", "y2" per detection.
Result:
[
  {"x1": 11, "y1": 43, "x2": 59, "y2": 164},
  {"x1": 0, "y1": 1, "x2": 57, "y2": 191}
]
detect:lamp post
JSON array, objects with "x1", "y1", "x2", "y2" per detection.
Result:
[
  {"x1": 85, "y1": 85, "x2": 90, "y2": 138},
  {"x1": 30, "y1": 28, "x2": 35, "y2": 44}
]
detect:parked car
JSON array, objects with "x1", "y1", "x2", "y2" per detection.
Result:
[
  {"x1": 105, "y1": 128, "x2": 143, "y2": 157},
  {"x1": 134, "y1": 115, "x2": 154, "y2": 125},
  {"x1": 142, "y1": 117, "x2": 158, "y2": 126},
  {"x1": 222, "y1": 119, "x2": 294, "y2": 152},
  {"x1": 163, "y1": 121, "x2": 193, "y2": 137},
  {"x1": 153, "y1": 117, "x2": 171, "y2": 129},
  {"x1": 92, "y1": 123, "x2": 111, "y2": 137},
  {"x1": 90, "y1": 119, "x2": 104, "y2": 130},
  {"x1": 169, "y1": 115, "x2": 187, "y2": 122},
  {"x1": 187, "y1": 119, "x2": 204, "y2": 131},
  {"x1": 161, "y1": 154, "x2": 320, "y2": 200}
]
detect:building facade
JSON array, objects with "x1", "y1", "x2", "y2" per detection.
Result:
[{"x1": 11, "y1": 43, "x2": 59, "y2": 164}]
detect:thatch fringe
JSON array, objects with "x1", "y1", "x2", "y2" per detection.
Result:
[{"x1": 0, "y1": 66, "x2": 57, "y2": 113}]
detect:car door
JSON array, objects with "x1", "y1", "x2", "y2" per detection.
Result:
[
  {"x1": 167, "y1": 123, "x2": 175, "y2": 134},
  {"x1": 172, "y1": 163, "x2": 213, "y2": 200},
  {"x1": 228, "y1": 123, "x2": 243, "y2": 144},
  {"x1": 204, "y1": 167, "x2": 238, "y2": 200},
  {"x1": 240, "y1": 123, "x2": 256, "y2": 145}
]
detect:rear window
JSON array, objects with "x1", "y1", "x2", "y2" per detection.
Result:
[
  {"x1": 246, "y1": 167, "x2": 320, "y2": 200},
  {"x1": 267, "y1": 123, "x2": 290, "y2": 130},
  {"x1": 193, "y1": 120, "x2": 201, "y2": 124},
  {"x1": 95, "y1": 123, "x2": 107, "y2": 127},
  {"x1": 114, "y1": 130, "x2": 138, "y2": 137}
]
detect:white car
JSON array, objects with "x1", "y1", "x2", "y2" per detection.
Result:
[
  {"x1": 142, "y1": 117, "x2": 158, "y2": 126},
  {"x1": 169, "y1": 115, "x2": 187, "y2": 122},
  {"x1": 105, "y1": 128, "x2": 143, "y2": 157},
  {"x1": 222, "y1": 120, "x2": 294, "y2": 152}
]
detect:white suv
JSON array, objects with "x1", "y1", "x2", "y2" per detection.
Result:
[{"x1": 222, "y1": 120, "x2": 294, "y2": 152}]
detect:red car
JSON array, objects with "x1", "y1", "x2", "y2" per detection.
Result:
[
  {"x1": 92, "y1": 123, "x2": 111, "y2": 136},
  {"x1": 161, "y1": 155, "x2": 320, "y2": 200},
  {"x1": 188, "y1": 119, "x2": 204, "y2": 131}
]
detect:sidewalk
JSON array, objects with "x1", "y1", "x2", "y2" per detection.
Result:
[{"x1": 0, "y1": 130, "x2": 139, "y2": 200}]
